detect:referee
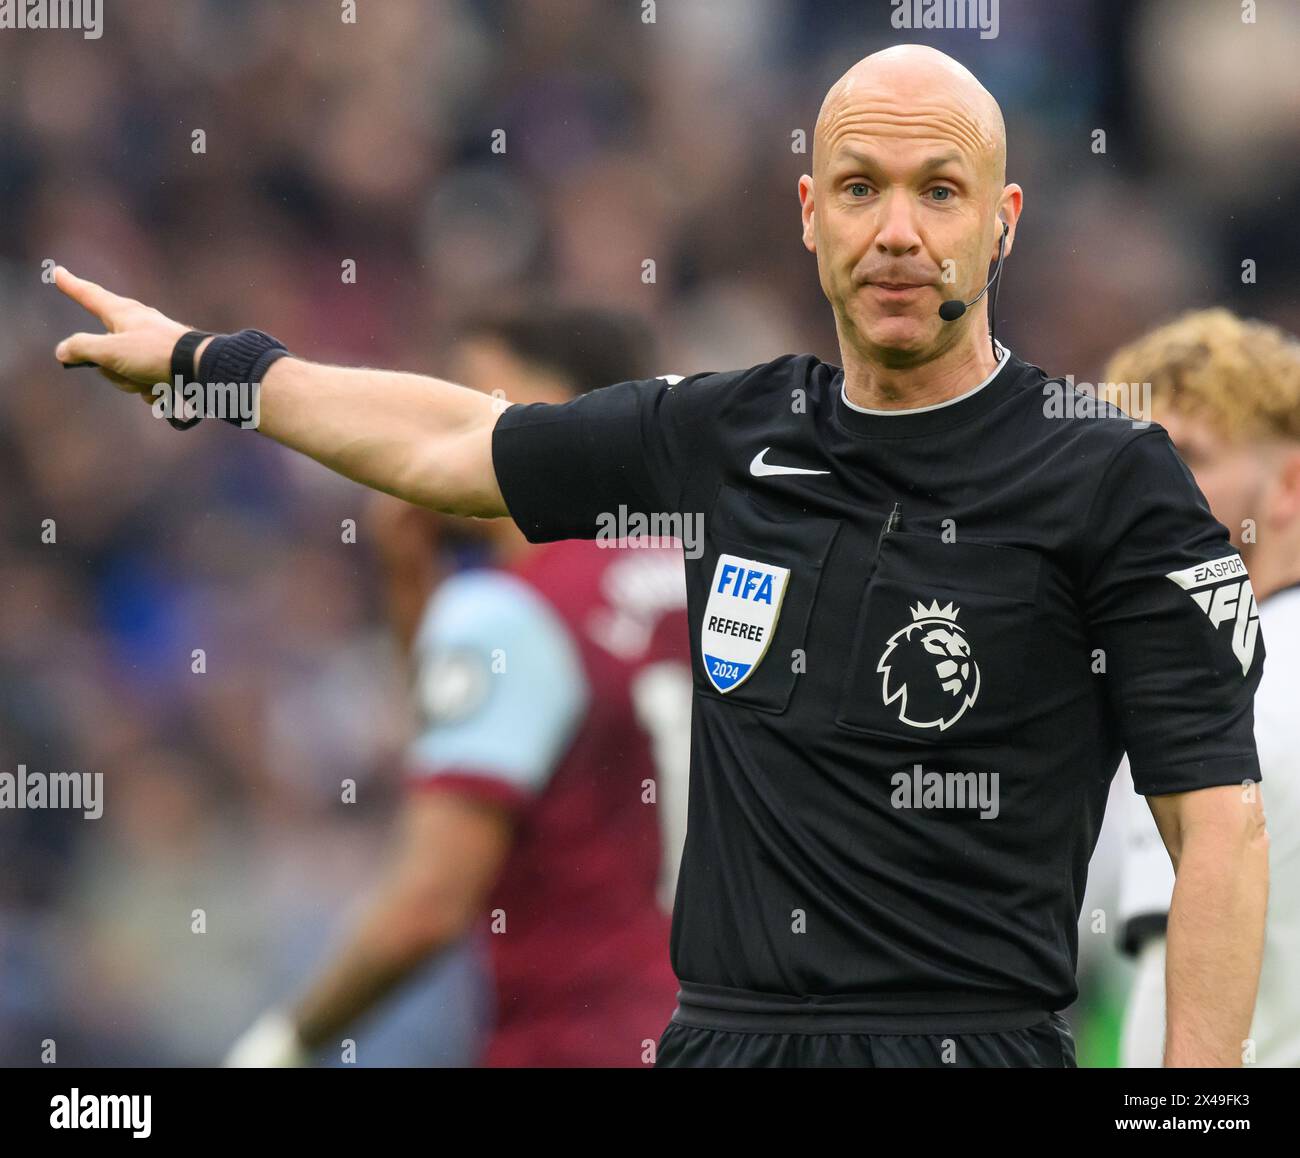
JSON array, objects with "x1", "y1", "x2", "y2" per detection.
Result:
[{"x1": 53, "y1": 45, "x2": 1268, "y2": 1068}]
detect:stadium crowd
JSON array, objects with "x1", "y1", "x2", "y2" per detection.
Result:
[{"x1": 2, "y1": 0, "x2": 1297, "y2": 1064}]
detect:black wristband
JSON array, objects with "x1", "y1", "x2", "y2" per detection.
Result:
[
  {"x1": 165, "y1": 330, "x2": 213, "y2": 431},
  {"x1": 195, "y1": 329, "x2": 291, "y2": 428},
  {"x1": 161, "y1": 328, "x2": 289, "y2": 430}
]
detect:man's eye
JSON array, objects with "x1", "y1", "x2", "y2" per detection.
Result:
[
  {"x1": 928, "y1": 187, "x2": 954, "y2": 202},
  {"x1": 848, "y1": 183, "x2": 871, "y2": 198}
]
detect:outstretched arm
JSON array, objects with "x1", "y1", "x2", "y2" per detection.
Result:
[{"x1": 52, "y1": 267, "x2": 508, "y2": 518}]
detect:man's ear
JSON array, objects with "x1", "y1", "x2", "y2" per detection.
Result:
[
  {"x1": 996, "y1": 183, "x2": 1024, "y2": 260},
  {"x1": 798, "y1": 175, "x2": 817, "y2": 253}
]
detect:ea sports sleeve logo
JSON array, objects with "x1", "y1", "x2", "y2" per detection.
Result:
[
  {"x1": 877, "y1": 600, "x2": 981, "y2": 730},
  {"x1": 1165, "y1": 553, "x2": 1260, "y2": 675}
]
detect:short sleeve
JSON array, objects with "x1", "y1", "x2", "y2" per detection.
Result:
[
  {"x1": 404, "y1": 570, "x2": 589, "y2": 807},
  {"x1": 1081, "y1": 429, "x2": 1265, "y2": 796},
  {"x1": 490, "y1": 372, "x2": 717, "y2": 543}
]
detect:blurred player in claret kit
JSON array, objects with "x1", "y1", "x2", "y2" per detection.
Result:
[
  {"x1": 1107, "y1": 311, "x2": 1300, "y2": 1068},
  {"x1": 225, "y1": 306, "x2": 693, "y2": 1068}
]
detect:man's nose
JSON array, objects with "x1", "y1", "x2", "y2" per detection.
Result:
[{"x1": 873, "y1": 194, "x2": 922, "y2": 256}]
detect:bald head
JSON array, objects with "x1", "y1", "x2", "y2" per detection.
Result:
[
  {"x1": 814, "y1": 46, "x2": 1006, "y2": 187},
  {"x1": 797, "y1": 45, "x2": 1021, "y2": 371}
]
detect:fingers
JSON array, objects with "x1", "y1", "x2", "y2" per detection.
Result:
[
  {"x1": 53, "y1": 266, "x2": 130, "y2": 328},
  {"x1": 54, "y1": 331, "x2": 117, "y2": 368},
  {"x1": 55, "y1": 334, "x2": 150, "y2": 395}
]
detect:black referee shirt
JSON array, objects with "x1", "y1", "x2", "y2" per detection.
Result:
[{"x1": 491, "y1": 345, "x2": 1265, "y2": 1015}]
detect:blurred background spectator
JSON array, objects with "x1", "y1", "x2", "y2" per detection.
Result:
[{"x1": 2, "y1": 0, "x2": 1297, "y2": 1065}]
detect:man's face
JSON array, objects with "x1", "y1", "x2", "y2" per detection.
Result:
[
  {"x1": 1160, "y1": 410, "x2": 1264, "y2": 551},
  {"x1": 799, "y1": 75, "x2": 1017, "y2": 367}
]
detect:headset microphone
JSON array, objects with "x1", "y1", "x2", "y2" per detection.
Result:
[{"x1": 938, "y1": 220, "x2": 1009, "y2": 326}]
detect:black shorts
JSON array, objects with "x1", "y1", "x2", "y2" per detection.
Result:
[{"x1": 655, "y1": 983, "x2": 1078, "y2": 1069}]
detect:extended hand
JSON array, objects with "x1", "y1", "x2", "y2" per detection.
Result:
[{"x1": 53, "y1": 266, "x2": 199, "y2": 399}]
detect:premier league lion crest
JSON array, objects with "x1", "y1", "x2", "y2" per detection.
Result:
[{"x1": 877, "y1": 599, "x2": 980, "y2": 730}]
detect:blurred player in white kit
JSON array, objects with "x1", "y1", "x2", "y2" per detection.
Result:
[{"x1": 1108, "y1": 310, "x2": 1300, "y2": 1067}]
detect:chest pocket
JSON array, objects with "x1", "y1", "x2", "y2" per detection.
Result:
[
  {"x1": 835, "y1": 532, "x2": 1042, "y2": 746},
  {"x1": 695, "y1": 483, "x2": 840, "y2": 714}
]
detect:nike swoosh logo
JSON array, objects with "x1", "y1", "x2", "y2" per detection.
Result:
[{"x1": 749, "y1": 448, "x2": 831, "y2": 478}]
